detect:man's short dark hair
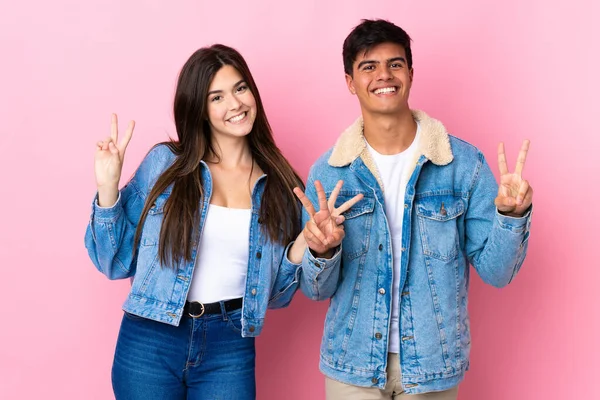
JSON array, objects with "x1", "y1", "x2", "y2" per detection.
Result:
[{"x1": 343, "y1": 19, "x2": 413, "y2": 76}]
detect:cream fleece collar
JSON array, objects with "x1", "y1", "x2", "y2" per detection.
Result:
[{"x1": 328, "y1": 109, "x2": 454, "y2": 189}]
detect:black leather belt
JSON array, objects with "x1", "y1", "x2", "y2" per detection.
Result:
[{"x1": 184, "y1": 298, "x2": 243, "y2": 318}]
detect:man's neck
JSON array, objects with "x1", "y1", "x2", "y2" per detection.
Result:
[{"x1": 363, "y1": 109, "x2": 417, "y2": 155}]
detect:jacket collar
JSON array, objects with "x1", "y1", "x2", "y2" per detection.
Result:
[
  {"x1": 327, "y1": 110, "x2": 454, "y2": 189},
  {"x1": 328, "y1": 109, "x2": 454, "y2": 167}
]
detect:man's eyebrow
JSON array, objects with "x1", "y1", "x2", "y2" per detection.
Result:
[
  {"x1": 388, "y1": 57, "x2": 406, "y2": 64},
  {"x1": 357, "y1": 60, "x2": 378, "y2": 69},
  {"x1": 357, "y1": 57, "x2": 406, "y2": 69}
]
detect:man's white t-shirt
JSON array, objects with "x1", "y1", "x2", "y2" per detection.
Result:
[{"x1": 366, "y1": 122, "x2": 421, "y2": 353}]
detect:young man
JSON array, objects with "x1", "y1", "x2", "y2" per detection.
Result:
[{"x1": 296, "y1": 19, "x2": 533, "y2": 399}]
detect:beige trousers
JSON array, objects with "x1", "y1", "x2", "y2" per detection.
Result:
[{"x1": 325, "y1": 354, "x2": 459, "y2": 400}]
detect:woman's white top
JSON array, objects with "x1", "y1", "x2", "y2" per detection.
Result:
[{"x1": 187, "y1": 205, "x2": 251, "y2": 303}]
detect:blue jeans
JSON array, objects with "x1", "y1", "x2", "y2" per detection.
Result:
[{"x1": 112, "y1": 303, "x2": 256, "y2": 400}]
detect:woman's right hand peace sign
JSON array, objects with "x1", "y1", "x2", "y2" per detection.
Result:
[
  {"x1": 95, "y1": 114, "x2": 135, "y2": 189},
  {"x1": 94, "y1": 114, "x2": 135, "y2": 207}
]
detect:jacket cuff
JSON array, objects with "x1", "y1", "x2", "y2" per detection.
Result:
[
  {"x1": 92, "y1": 192, "x2": 123, "y2": 222},
  {"x1": 304, "y1": 245, "x2": 342, "y2": 272},
  {"x1": 496, "y1": 204, "x2": 533, "y2": 234}
]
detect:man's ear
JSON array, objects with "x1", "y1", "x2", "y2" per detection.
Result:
[{"x1": 345, "y1": 73, "x2": 356, "y2": 95}]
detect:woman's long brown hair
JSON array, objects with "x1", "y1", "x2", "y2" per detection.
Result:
[{"x1": 133, "y1": 44, "x2": 304, "y2": 267}]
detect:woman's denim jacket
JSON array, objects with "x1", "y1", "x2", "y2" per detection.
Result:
[{"x1": 85, "y1": 144, "x2": 301, "y2": 337}]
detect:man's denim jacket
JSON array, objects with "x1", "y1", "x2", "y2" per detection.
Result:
[{"x1": 299, "y1": 110, "x2": 532, "y2": 394}]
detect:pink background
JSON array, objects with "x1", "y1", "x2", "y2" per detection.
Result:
[{"x1": 1, "y1": 0, "x2": 598, "y2": 399}]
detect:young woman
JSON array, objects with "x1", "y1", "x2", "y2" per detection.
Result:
[{"x1": 85, "y1": 44, "x2": 360, "y2": 399}]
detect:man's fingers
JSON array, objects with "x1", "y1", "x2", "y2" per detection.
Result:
[
  {"x1": 514, "y1": 139, "x2": 530, "y2": 176},
  {"x1": 327, "y1": 180, "x2": 344, "y2": 211},
  {"x1": 497, "y1": 142, "x2": 509, "y2": 175},
  {"x1": 522, "y1": 187, "x2": 534, "y2": 208},
  {"x1": 314, "y1": 181, "x2": 329, "y2": 212},
  {"x1": 495, "y1": 195, "x2": 516, "y2": 210},
  {"x1": 328, "y1": 227, "x2": 345, "y2": 245},
  {"x1": 335, "y1": 193, "x2": 363, "y2": 215},
  {"x1": 294, "y1": 187, "x2": 316, "y2": 217},
  {"x1": 516, "y1": 179, "x2": 530, "y2": 206},
  {"x1": 305, "y1": 221, "x2": 329, "y2": 246}
]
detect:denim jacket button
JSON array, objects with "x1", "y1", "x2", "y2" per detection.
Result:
[
  {"x1": 375, "y1": 332, "x2": 382, "y2": 339},
  {"x1": 249, "y1": 326, "x2": 255, "y2": 332},
  {"x1": 378, "y1": 244, "x2": 383, "y2": 251},
  {"x1": 378, "y1": 288, "x2": 386, "y2": 295},
  {"x1": 251, "y1": 288, "x2": 257, "y2": 295},
  {"x1": 371, "y1": 377, "x2": 378, "y2": 384},
  {"x1": 256, "y1": 251, "x2": 262, "y2": 259}
]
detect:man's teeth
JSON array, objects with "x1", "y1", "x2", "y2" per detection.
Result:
[
  {"x1": 374, "y1": 87, "x2": 396, "y2": 94},
  {"x1": 229, "y1": 113, "x2": 245, "y2": 123}
]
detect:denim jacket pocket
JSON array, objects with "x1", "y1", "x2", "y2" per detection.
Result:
[
  {"x1": 416, "y1": 196, "x2": 464, "y2": 261},
  {"x1": 141, "y1": 194, "x2": 169, "y2": 246},
  {"x1": 134, "y1": 194, "x2": 167, "y2": 297},
  {"x1": 334, "y1": 192, "x2": 375, "y2": 260}
]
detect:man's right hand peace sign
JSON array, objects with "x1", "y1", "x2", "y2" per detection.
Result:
[{"x1": 95, "y1": 114, "x2": 135, "y2": 207}]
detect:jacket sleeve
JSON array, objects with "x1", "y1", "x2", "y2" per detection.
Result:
[
  {"x1": 465, "y1": 152, "x2": 532, "y2": 288},
  {"x1": 267, "y1": 240, "x2": 303, "y2": 309},
  {"x1": 83, "y1": 148, "x2": 164, "y2": 280},
  {"x1": 298, "y1": 166, "x2": 343, "y2": 301},
  {"x1": 84, "y1": 178, "x2": 145, "y2": 280}
]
